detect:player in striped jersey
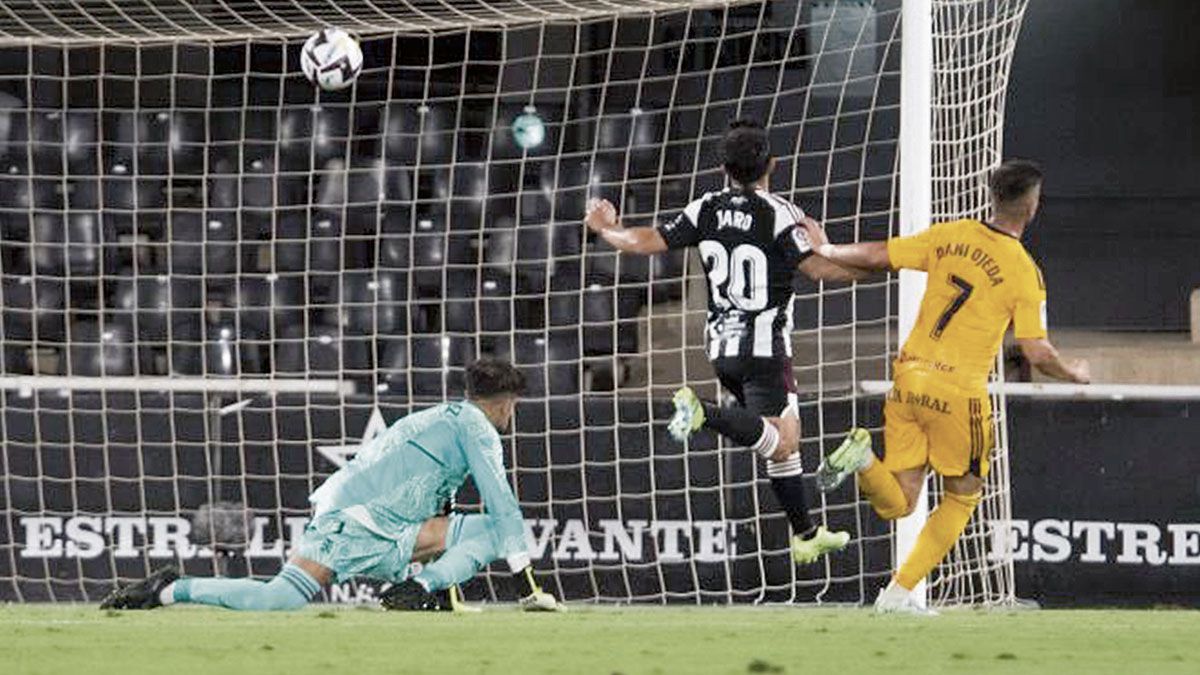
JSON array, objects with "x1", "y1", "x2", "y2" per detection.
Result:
[{"x1": 584, "y1": 119, "x2": 868, "y2": 563}]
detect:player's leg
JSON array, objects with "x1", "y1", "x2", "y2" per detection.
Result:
[
  {"x1": 381, "y1": 513, "x2": 559, "y2": 612},
  {"x1": 100, "y1": 557, "x2": 328, "y2": 611},
  {"x1": 669, "y1": 358, "x2": 787, "y2": 461},
  {"x1": 142, "y1": 515, "x2": 353, "y2": 611},
  {"x1": 744, "y1": 358, "x2": 852, "y2": 562},
  {"x1": 818, "y1": 377, "x2": 924, "y2": 520},
  {"x1": 891, "y1": 392, "x2": 989, "y2": 592},
  {"x1": 159, "y1": 558, "x2": 327, "y2": 611}
]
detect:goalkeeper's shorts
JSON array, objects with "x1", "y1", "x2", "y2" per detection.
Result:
[
  {"x1": 294, "y1": 509, "x2": 419, "y2": 583},
  {"x1": 882, "y1": 363, "x2": 993, "y2": 478}
]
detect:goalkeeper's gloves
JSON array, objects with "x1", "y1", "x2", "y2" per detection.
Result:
[{"x1": 514, "y1": 566, "x2": 564, "y2": 612}]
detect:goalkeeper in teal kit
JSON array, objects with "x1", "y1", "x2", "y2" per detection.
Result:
[{"x1": 101, "y1": 359, "x2": 561, "y2": 612}]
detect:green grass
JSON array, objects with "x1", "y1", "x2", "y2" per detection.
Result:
[{"x1": 3, "y1": 604, "x2": 1197, "y2": 675}]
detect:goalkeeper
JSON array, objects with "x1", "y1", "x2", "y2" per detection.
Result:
[{"x1": 100, "y1": 358, "x2": 561, "y2": 612}]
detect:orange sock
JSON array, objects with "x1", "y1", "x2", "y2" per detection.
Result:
[
  {"x1": 858, "y1": 460, "x2": 909, "y2": 520},
  {"x1": 895, "y1": 490, "x2": 981, "y2": 590}
]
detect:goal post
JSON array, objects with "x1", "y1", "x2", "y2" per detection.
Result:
[
  {"x1": 0, "y1": 0, "x2": 1029, "y2": 606},
  {"x1": 896, "y1": 0, "x2": 933, "y2": 607}
]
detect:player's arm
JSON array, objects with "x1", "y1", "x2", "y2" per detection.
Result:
[
  {"x1": 797, "y1": 215, "x2": 904, "y2": 271},
  {"x1": 584, "y1": 198, "x2": 669, "y2": 255},
  {"x1": 798, "y1": 254, "x2": 874, "y2": 282},
  {"x1": 1010, "y1": 271, "x2": 1089, "y2": 384},
  {"x1": 464, "y1": 431, "x2": 563, "y2": 611},
  {"x1": 1016, "y1": 338, "x2": 1090, "y2": 384}
]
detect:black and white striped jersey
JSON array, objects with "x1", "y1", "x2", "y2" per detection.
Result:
[{"x1": 656, "y1": 187, "x2": 813, "y2": 360}]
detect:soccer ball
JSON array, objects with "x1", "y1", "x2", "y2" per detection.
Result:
[
  {"x1": 301, "y1": 28, "x2": 363, "y2": 91},
  {"x1": 512, "y1": 107, "x2": 546, "y2": 150}
]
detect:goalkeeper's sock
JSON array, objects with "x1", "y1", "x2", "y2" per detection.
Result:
[
  {"x1": 766, "y1": 455, "x2": 816, "y2": 538},
  {"x1": 894, "y1": 490, "x2": 981, "y2": 590},
  {"x1": 163, "y1": 564, "x2": 319, "y2": 611},
  {"x1": 858, "y1": 457, "x2": 910, "y2": 520},
  {"x1": 702, "y1": 404, "x2": 779, "y2": 460},
  {"x1": 413, "y1": 513, "x2": 498, "y2": 592}
]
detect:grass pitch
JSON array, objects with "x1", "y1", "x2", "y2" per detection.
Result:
[{"x1": 3, "y1": 604, "x2": 1197, "y2": 675}]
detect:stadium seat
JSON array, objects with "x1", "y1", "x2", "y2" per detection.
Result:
[
  {"x1": 31, "y1": 213, "x2": 101, "y2": 277},
  {"x1": 375, "y1": 336, "x2": 409, "y2": 394},
  {"x1": 1, "y1": 344, "x2": 31, "y2": 375},
  {"x1": 240, "y1": 154, "x2": 278, "y2": 210},
  {"x1": 207, "y1": 158, "x2": 239, "y2": 209},
  {"x1": 275, "y1": 324, "x2": 345, "y2": 376},
  {"x1": 330, "y1": 270, "x2": 406, "y2": 336},
  {"x1": 64, "y1": 179, "x2": 100, "y2": 210},
  {"x1": 1, "y1": 275, "x2": 65, "y2": 343},
  {"x1": 547, "y1": 330, "x2": 583, "y2": 395},
  {"x1": 112, "y1": 274, "x2": 203, "y2": 344},
  {"x1": 483, "y1": 227, "x2": 515, "y2": 266},
  {"x1": 199, "y1": 211, "x2": 239, "y2": 276},
  {"x1": 65, "y1": 319, "x2": 134, "y2": 376},
  {"x1": 203, "y1": 325, "x2": 246, "y2": 377},
  {"x1": 379, "y1": 208, "x2": 412, "y2": 270},
  {"x1": 551, "y1": 222, "x2": 583, "y2": 260},
  {"x1": 272, "y1": 213, "x2": 306, "y2": 273},
  {"x1": 582, "y1": 284, "x2": 616, "y2": 337},
  {"x1": 169, "y1": 111, "x2": 205, "y2": 175},
  {"x1": 649, "y1": 249, "x2": 687, "y2": 303},
  {"x1": 133, "y1": 111, "x2": 175, "y2": 176},
  {"x1": 222, "y1": 274, "x2": 305, "y2": 340},
  {"x1": 443, "y1": 267, "x2": 513, "y2": 334},
  {"x1": 0, "y1": 92, "x2": 26, "y2": 161},
  {"x1": 513, "y1": 224, "x2": 550, "y2": 289},
  {"x1": 512, "y1": 333, "x2": 549, "y2": 397},
  {"x1": 307, "y1": 211, "x2": 344, "y2": 273},
  {"x1": 346, "y1": 158, "x2": 386, "y2": 207},
  {"x1": 408, "y1": 334, "x2": 474, "y2": 398},
  {"x1": 311, "y1": 106, "x2": 350, "y2": 167},
  {"x1": 176, "y1": 321, "x2": 263, "y2": 377},
  {"x1": 0, "y1": 170, "x2": 57, "y2": 212},
  {"x1": 102, "y1": 163, "x2": 167, "y2": 211}
]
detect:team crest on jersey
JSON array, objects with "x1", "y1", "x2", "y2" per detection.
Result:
[{"x1": 790, "y1": 226, "x2": 812, "y2": 252}]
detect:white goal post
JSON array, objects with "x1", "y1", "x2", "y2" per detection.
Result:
[{"x1": 0, "y1": 0, "x2": 1030, "y2": 606}]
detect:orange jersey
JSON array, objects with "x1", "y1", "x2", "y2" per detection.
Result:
[{"x1": 887, "y1": 219, "x2": 1047, "y2": 391}]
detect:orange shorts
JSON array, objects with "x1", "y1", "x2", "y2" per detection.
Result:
[{"x1": 882, "y1": 364, "x2": 993, "y2": 478}]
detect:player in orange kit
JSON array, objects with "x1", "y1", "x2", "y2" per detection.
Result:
[{"x1": 805, "y1": 160, "x2": 1090, "y2": 613}]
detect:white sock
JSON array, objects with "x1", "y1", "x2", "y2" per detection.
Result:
[
  {"x1": 750, "y1": 422, "x2": 781, "y2": 461},
  {"x1": 159, "y1": 582, "x2": 177, "y2": 606}
]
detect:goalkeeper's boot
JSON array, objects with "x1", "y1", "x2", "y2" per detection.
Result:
[
  {"x1": 519, "y1": 590, "x2": 565, "y2": 612},
  {"x1": 447, "y1": 585, "x2": 482, "y2": 613},
  {"x1": 790, "y1": 526, "x2": 851, "y2": 564},
  {"x1": 667, "y1": 386, "x2": 706, "y2": 442},
  {"x1": 99, "y1": 565, "x2": 179, "y2": 610},
  {"x1": 816, "y1": 427, "x2": 873, "y2": 492},
  {"x1": 379, "y1": 579, "x2": 449, "y2": 611},
  {"x1": 874, "y1": 579, "x2": 938, "y2": 616}
]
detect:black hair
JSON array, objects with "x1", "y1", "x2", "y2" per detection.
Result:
[
  {"x1": 989, "y1": 159, "x2": 1043, "y2": 208},
  {"x1": 466, "y1": 357, "x2": 526, "y2": 399},
  {"x1": 720, "y1": 118, "x2": 772, "y2": 186}
]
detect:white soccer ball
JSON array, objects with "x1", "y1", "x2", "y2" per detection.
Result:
[
  {"x1": 301, "y1": 28, "x2": 363, "y2": 91},
  {"x1": 512, "y1": 107, "x2": 546, "y2": 150}
]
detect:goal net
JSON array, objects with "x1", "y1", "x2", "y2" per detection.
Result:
[{"x1": 0, "y1": 0, "x2": 1028, "y2": 605}]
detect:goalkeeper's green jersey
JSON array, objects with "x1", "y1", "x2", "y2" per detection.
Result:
[{"x1": 308, "y1": 401, "x2": 530, "y2": 570}]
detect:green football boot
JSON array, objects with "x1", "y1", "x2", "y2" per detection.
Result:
[
  {"x1": 816, "y1": 427, "x2": 873, "y2": 492},
  {"x1": 667, "y1": 386, "x2": 706, "y2": 442},
  {"x1": 790, "y1": 526, "x2": 851, "y2": 564}
]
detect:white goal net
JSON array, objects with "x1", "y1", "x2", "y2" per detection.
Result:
[{"x1": 0, "y1": 0, "x2": 1028, "y2": 605}]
